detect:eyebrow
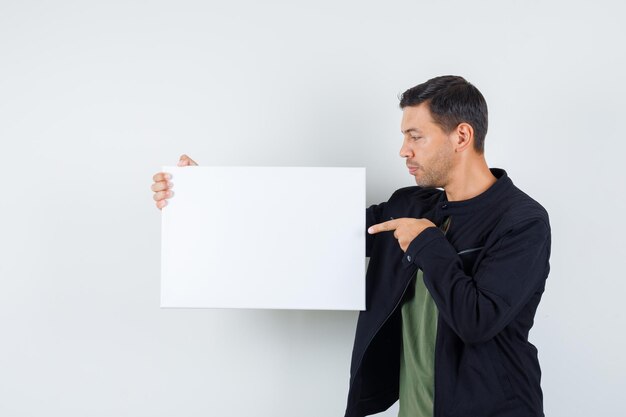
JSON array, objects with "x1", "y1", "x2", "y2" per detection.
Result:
[{"x1": 402, "y1": 128, "x2": 423, "y2": 134}]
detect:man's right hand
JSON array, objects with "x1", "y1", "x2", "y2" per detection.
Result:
[{"x1": 151, "y1": 154, "x2": 198, "y2": 210}]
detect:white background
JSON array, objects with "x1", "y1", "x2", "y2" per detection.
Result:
[{"x1": 1, "y1": 0, "x2": 624, "y2": 416}]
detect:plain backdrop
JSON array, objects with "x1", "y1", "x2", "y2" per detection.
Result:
[{"x1": 1, "y1": 1, "x2": 625, "y2": 416}]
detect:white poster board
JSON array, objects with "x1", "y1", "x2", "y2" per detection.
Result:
[{"x1": 160, "y1": 166, "x2": 366, "y2": 310}]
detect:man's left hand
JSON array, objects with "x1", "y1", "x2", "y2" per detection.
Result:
[{"x1": 368, "y1": 218, "x2": 437, "y2": 252}]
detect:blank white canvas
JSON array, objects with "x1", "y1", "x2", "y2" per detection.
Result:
[{"x1": 160, "y1": 166, "x2": 365, "y2": 310}]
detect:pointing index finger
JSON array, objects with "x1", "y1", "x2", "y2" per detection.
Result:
[{"x1": 368, "y1": 219, "x2": 398, "y2": 234}]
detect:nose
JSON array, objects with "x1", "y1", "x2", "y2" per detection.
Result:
[{"x1": 399, "y1": 139, "x2": 412, "y2": 159}]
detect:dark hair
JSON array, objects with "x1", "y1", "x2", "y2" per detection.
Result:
[{"x1": 399, "y1": 75, "x2": 488, "y2": 153}]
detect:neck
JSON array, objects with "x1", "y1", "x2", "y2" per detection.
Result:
[{"x1": 443, "y1": 156, "x2": 497, "y2": 202}]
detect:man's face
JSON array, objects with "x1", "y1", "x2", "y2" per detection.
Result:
[{"x1": 399, "y1": 103, "x2": 456, "y2": 188}]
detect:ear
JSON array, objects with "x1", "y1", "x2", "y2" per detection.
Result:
[{"x1": 452, "y1": 123, "x2": 474, "y2": 153}]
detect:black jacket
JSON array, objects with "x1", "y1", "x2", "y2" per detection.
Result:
[{"x1": 345, "y1": 168, "x2": 551, "y2": 417}]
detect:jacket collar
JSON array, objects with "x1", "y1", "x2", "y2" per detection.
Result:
[{"x1": 434, "y1": 168, "x2": 513, "y2": 215}]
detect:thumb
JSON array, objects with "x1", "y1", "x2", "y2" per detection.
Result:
[{"x1": 178, "y1": 154, "x2": 198, "y2": 166}]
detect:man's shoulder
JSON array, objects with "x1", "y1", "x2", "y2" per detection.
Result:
[{"x1": 500, "y1": 183, "x2": 551, "y2": 232}]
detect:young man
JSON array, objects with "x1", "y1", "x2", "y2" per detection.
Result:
[
  {"x1": 344, "y1": 75, "x2": 551, "y2": 417},
  {"x1": 150, "y1": 75, "x2": 551, "y2": 417}
]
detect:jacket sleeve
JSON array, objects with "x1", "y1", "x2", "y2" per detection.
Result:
[
  {"x1": 365, "y1": 202, "x2": 387, "y2": 257},
  {"x1": 403, "y1": 218, "x2": 551, "y2": 344}
]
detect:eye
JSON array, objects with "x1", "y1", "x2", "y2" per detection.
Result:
[{"x1": 411, "y1": 136, "x2": 422, "y2": 141}]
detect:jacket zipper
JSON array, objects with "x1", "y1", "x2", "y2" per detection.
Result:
[
  {"x1": 457, "y1": 246, "x2": 484, "y2": 255},
  {"x1": 353, "y1": 215, "x2": 416, "y2": 380},
  {"x1": 352, "y1": 216, "x2": 452, "y2": 405},
  {"x1": 433, "y1": 216, "x2": 452, "y2": 417},
  {"x1": 352, "y1": 267, "x2": 416, "y2": 387}
]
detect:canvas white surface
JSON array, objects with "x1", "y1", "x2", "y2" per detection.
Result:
[{"x1": 160, "y1": 166, "x2": 365, "y2": 310}]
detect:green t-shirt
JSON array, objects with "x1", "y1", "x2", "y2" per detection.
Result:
[{"x1": 398, "y1": 268, "x2": 438, "y2": 417}]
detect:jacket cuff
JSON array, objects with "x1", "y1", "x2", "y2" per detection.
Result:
[{"x1": 402, "y1": 226, "x2": 445, "y2": 267}]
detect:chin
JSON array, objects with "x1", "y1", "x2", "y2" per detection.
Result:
[{"x1": 415, "y1": 178, "x2": 436, "y2": 188}]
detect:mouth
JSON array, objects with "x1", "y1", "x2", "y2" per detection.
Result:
[{"x1": 407, "y1": 165, "x2": 419, "y2": 174}]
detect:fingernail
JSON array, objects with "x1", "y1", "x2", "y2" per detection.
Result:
[
  {"x1": 367, "y1": 227, "x2": 373, "y2": 234},
  {"x1": 167, "y1": 181, "x2": 173, "y2": 188},
  {"x1": 165, "y1": 174, "x2": 171, "y2": 179}
]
